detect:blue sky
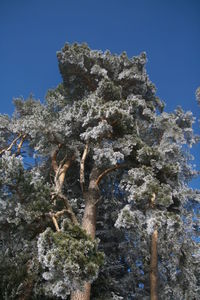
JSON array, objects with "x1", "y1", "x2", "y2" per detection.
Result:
[{"x1": 0, "y1": 0, "x2": 200, "y2": 187}]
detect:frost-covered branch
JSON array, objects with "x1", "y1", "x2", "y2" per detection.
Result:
[{"x1": 1, "y1": 42, "x2": 199, "y2": 300}]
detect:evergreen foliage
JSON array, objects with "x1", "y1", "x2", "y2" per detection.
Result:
[{"x1": 0, "y1": 43, "x2": 199, "y2": 299}]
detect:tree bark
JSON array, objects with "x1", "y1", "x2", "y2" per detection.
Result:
[
  {"x1": 70, "y1": 168, "x2": 100, "y2": 300},
  {"x1": 150, "y1": 228, "x2": 158, "y2": 300}
]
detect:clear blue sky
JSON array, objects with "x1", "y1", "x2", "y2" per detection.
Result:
[{"x1": 0, "y1": 0, "x2": 200, "y2": 187}]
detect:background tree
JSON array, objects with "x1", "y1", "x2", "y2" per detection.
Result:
[{"x1": 0, "y1": 43, "x2": 199, "y2": 300}]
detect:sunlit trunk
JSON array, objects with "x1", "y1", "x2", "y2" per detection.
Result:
[
  {"x1": 70, "y1": 168, "x2": 99, "y2": 300},
  {"x1": 70, "y1": 282, "x2": 91, "y2": 300},
  {"x1": 150, "y1": 228, "x2": 158, "y2": 300}
]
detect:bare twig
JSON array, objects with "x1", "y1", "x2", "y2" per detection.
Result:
[{"x1": 80, "y1": 143, "x2": 89, "y2": 192}]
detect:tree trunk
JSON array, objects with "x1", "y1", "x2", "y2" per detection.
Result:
[
  {"x1": 150, "y1": 229, "x2": 158, "y2": 300},
  {"x1": 70, "y1": 282, "x2": 91, "y2": 300},
  {"x1": 70, "y1": 168, "x2": 100, "y2": 300}
]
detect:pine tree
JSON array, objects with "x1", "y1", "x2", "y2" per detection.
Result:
[{"x1": 0, "y1": 43, "x2": 199, "y2": 300}]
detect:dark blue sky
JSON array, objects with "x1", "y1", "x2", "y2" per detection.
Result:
[{"x1": 0, "y1": 0, "x2": 200, "y2": 187}]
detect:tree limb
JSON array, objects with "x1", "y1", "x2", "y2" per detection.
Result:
[
  {"x1": 0, "y1": 133, "x2": 22, "y2": 155},
  {"x1": 56, "y1": 193, "x2": 79, "y2": 225},
  {"x1": 50, "y1": 213, "x2": 60, "y2": 232},
  {"x1": 56, "y1": 155, "x2": 76, "y2": 190},
  {"x1": 54, "y1": 209, "x2": 68, "y2": 218},
  {"x1": 96, "y1": 163, "x2": 127, "y2": 186},
  {"x1": 51, "y1": 148, "x2": 78, "y2": 227},
  {"x1": 150, "y1": 193, "x2": 156, "y2": 208},
  {"x1": 80, "y1": 143, "x2": 89, "y2": 192},
  {"x1": 16, "y1": 134, "x2": 27, "y2": 155},
  {"x1": 49, "y1": 209, "x2": 77, "y2": 231},
  {"x1": 51, "y1": 144, "x2": 62, "y2": 172}
]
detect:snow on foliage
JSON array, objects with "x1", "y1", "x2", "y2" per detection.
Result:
[
  {"x1": 0, "y1": 43, "x2": 199, "y2": 299},
  {"x1": 37, "y1": 221, "x2": 104, "y2": 299}
]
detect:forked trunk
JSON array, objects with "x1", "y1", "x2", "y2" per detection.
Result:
[
  {"x1": 150, "y1": 229, "x2": 158, "y2": 300},
  {"x1": 70, "y1": 168, "x2": 99, "y2": 300}
]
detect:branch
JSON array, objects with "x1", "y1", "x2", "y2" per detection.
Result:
[
  {"x1": 50, "y1": 213, "x2": 60, "y2": 232},
  {"x1": 51, "y1": 144, "x2": 62, "y2": 172},
  {"x1": 51, "y1": 149, "x2": 78, "y2": 226},
  {"x1": 57, "y1": 155, "x2": 75, "y2": 189},
  {"x1": 150, "y1": 193, "x2": 156, "y2": 209},
  {"x1": 49, "y1": 209, "x2": 72, "y2": 231},
  {"x1": 0, "y1": 133, "x2": 22, "y2": 155},
  {"x1": 56, "y1": 193, "x2": 79, "y2": 225},
  {"x1": 16, "y1": 134, "x2": 27, "y2": 155},
  {"x1": 50, "y1": 192, "x2": 79, "y2": 225},
  {"x1": 54, "y1": 209, "x2": 68, "y2": 218},
  {"x1": 135, "y1": 120, "x2": 140, "y2": 136},
  {"x1": 80, "y1": 143, "x2": 89, "y2": 192},
  {"x1": 96, "y1": 163, "x2": 127, "y2": 186}
]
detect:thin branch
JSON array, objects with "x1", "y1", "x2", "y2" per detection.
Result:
[
  {"x1": 135, "y1": 120, "x2": 140, "y2": 136},
  {"x1": 50, "y1": 214, "x2": 60, "y2": 232},
  {"x1": 16, "y1": 134, "x2": 27, "y2": 155},
  {"x1": 7, "y1": 134, "x2": 22, "y2": 151},
  {"x1": 49, "y1": 209, "x2": 69, "y2": 231},
  {"x1": 54, "y1": 209, "x2": 67, "y2": 218},
  {"x1": 57, "y1": 193, "x2": 79, "y2": 225},
  {"x1": 96, "y1": 163, "x2": 127, "y2": 186},
  {"x1": 0, "y1": 133, "x2": 22, "y2": 155},
  {"x1": 80, "y1": 143, "x2": 89, "y2": 192},
  {"x1": 150, "y1": 193, "x2": 156, "y2": 208},
  {"x1": 59, "y1": 154, "x2": 68, "y2": 168}
]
